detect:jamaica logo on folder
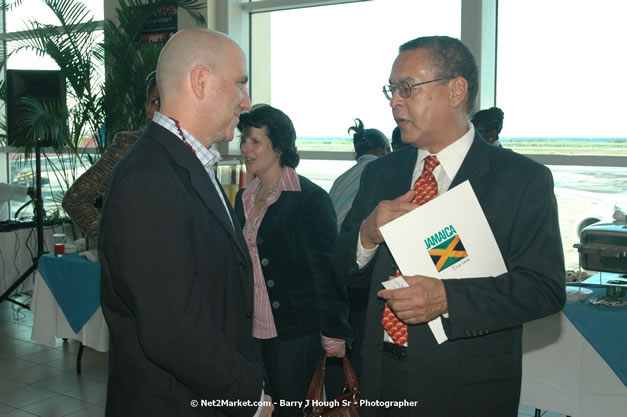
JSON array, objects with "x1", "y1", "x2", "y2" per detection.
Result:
[{"x1": 424, "y1": 225, "x2": 468, "y2": 272}]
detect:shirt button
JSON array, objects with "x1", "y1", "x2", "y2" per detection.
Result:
[
  {"x1": 272, "y1": 301, "x2": 280, "y2": 309},
  {"x1": 261, "y1": 258, "x2": 270, "y2": 267},
  {"x1": 267, "y1": 280, "x2": 275, "y2": 288}
]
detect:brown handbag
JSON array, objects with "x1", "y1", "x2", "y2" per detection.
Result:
[{"x1": 303, "y1": 353, "x2": 360, "y2": 417}]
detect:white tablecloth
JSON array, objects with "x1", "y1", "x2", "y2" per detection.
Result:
[
  {"x1": 0, "y1": 224, "x2": 68, "y2": 296},
  {"x1": 521, "y1": 312, "x2": 627, "y2": 417},
  {"x1": 30, "y1": 271, "x2": 108, "y2": 352}
]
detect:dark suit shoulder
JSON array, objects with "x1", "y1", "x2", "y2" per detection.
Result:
[
  {"x1": 487, "y1": 144, "x2": 552, "y2": 181},
  {"x1": 297, "y1": 174, "x2": 326, "y2": 193},
  {"x1": 115, "y1": 125, "x2": 182, "y2": 172},
  {"x1": 366, "y1": 145, "x2": 416, "y2": 172}
]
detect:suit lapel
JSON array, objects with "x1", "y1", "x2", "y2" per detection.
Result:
[
  {"x1": 146, "y1": 123, "x2": 248, "y2": 259},
  {"x1": 450, "y1": 132, "x2": 492, "y2": 200},
  {"x1": 384, "y1": 146, "x2": 418, "y2": 199},
  {"x1": 374, "y1": 148, "x2": 418, "y2": 280}
]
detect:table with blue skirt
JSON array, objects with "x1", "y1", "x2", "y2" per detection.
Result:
[
  {"x1": 30, "y1": 253, "x2": 109, "y2": 373},
  {"x1": 521, "y1": 286, "x2": 627, "y2": 417}
]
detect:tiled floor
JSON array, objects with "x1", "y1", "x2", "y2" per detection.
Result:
[
  {"x1": 0, "y1": 294, "x2": 106, "y2": 417},
  {"x1": 0, "y1": 293, "x2": 568, "y2": 417}
]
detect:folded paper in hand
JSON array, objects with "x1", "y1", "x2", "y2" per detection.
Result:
[{"x1": 379, "y1": 180, "x2": 507, "y2": 343}]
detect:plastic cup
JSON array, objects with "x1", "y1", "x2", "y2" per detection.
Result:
[{"x1": 53, "y1": 233, "x2": 65, "y2": 257}]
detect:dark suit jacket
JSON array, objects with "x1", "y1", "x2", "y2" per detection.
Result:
[
  {"x1": 332, "y1": 134, "x2": 566, "y2": 417},
  {"x1": 234, "y1": 175, "x2": 352, "y2": 342},
  {"x1": 99, "y1": 122, "x2": 263, "y2": 417}
]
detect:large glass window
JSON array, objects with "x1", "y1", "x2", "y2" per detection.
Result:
[
  {"x1": 497, "y1": 0, "x2": 627, "y2": 156},
  {"x1": 497, "y1": 0, "x2": 627, "y2": 270},
  {"x1": 2, "y1": 0, "x2": 104, "y2": 221},
  {"x1": 247, "y1": 0, "x2": 626, "y2": 271},
  {"x1": 251, "y1": 0, "x2": 462, "y2": 152}
]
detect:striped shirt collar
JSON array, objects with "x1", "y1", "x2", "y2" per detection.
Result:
[
  {"x1": 152, "y1": 111, "x2": 222, "y2": 168},
  {"x1": 278, "y1": 166, "x2": 300, "y2": 192},
  {"x1": 243, "y1": 165, "x2": 301, "y2": 203}
]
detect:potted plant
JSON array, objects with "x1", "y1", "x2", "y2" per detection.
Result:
[{"x1": 0, "y1": 0, "x2": 206, "y2": 221}]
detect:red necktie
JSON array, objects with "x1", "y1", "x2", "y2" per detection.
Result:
[{"x1": 382, "y1": 155, "x2": 440, "y2": 346}]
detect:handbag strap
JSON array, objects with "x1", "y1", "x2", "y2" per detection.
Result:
[
  {"x1": 305, "y1": 353, "x2": 327, "y2": 402},
  {"x1": 305, "y1": 353, "x2": 360, "y2": 403},
  {"x1": 341, "y1": 354, "x2": 359, "y2": 396}
]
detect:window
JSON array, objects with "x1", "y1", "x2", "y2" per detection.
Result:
[
  {"x1": 497, "y1": 0, "x2": 627, "y2": 270},
  {"x1": 497, "y1": 0, "x2": 627, "y2": 157},
  {"x1": 247, "y1": 0, "x2": 462, "y2": 233},
  {"x1": 245, "y1": 0, "x2": 626, "y2": 271},
  {"x1": 1, "y1": 0, "x2": 105, "y2": 221},
  {"x1": 250, "y1": 0, "x2": 462, "y2": 152}
]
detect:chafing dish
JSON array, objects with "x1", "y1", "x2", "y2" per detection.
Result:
[{"x1": 574, "y1": 222, "x2": 627, "y2": 274}]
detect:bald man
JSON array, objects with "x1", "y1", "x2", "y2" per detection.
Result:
[{"x1": 99, "y1": 29, "x2": 272, "y2": 417}]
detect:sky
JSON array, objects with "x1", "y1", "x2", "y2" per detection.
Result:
[
  {"x1": 6, "y1": 0, "x2": 103, "y2": 70},
  {"x1": 7, "y1": 0, "x2": 627, "y2": 140},
  {"x1": 265, "y1": 0, "x2": 627, "y2": 140},
  {"x1": 267, "y1": 0, "x2": 460, "y2": 138},
  {"x1": 496, "y1": 0, "x2": 627, "y2": 139}
]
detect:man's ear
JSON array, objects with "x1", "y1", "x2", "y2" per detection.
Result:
[
  {"x1": 190, "y1": 65, "x2": 210, "y2": 99},
  {"x1": 449, "y1": 77, "x2": 468, "y2": 109}
]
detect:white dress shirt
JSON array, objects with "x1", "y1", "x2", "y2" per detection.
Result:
[
  {"x1": 152, "y1": 112, "x2": 234, "y2": 229},
  {"x1": 356, "y1": 125, "x2": 476, "y2": 345}
]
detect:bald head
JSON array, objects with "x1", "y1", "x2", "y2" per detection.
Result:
[
  {"x1": 157, "y1": 29, "x2": 237, "y2": 103},
  {"x1": 155, "y1": 29, "x2": 251, "y2": 147}
]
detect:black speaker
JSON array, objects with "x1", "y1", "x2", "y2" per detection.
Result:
[{"x1": 6, "y1": 69, "x2": 66, "y2": 147}]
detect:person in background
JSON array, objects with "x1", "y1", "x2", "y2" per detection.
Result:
[
  {"x1": 62, "y1": 71, "x2": 160, "y2": 244},
  {"x1": 235, "y1": 104, "x2": 351, "y2": 417},
  {"x1": 327, "y1": 118, "x2": 389, "y2": 383},
  {"x1": 470, "y1": 106, "x2": 504, "y2": 146},
  {"x1": 391, "y1": 126, "x2": 410, "y2": 151},
  {"x1": 99, "y1": 29, "x2": 272, "y2": 417},
  {"x1": 329, "y1": 118, "x2": 390, "y2": 231},
  {"x1": 332, "y1": 35, "x2": 565, "y2": 417}
]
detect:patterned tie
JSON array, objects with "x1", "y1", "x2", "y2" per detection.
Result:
[{"x1": 382, "y1": 155, "x2": 440, "y2": 346}]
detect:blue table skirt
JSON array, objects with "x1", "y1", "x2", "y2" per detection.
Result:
[
  {"x1": 37, "y1": 253, "x2": 101, "y2": 334},
  {"x1": 563, "y1": 286, "x2": 627, "y2": 386}
]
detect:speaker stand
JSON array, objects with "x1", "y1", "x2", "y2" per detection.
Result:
[{"x1": 0, "y1": 140, "x2": 46, "y2": 308}]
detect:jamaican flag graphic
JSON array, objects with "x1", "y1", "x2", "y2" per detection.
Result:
[{"x1": 428, "y1": 234, "x2": 468, "y2": 272}]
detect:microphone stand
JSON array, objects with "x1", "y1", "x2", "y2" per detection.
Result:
[{"x1": 0, "y1": 139, "x2": 46, "y2": 309}]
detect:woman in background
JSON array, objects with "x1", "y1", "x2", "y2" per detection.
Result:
[
  {"x1": 234, "y1": 104, "x2": 351, "y2": 417},
  {"x1": 62, "y1": 71, "x2": 160, "y2": 243},
  {"x1": 329, "y1": 118, "x2": 390, "y2": 231},
  {"x1": 328, "y1": 118, "x2": 389, "y2": 382}
]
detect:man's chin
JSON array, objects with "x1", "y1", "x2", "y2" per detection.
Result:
[{"x1": 214, "y1": 133, "x2": 235, "y2": 143}]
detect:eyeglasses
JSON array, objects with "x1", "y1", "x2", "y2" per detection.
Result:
[
  {"x1": 382, "y1": 78, "x2": 444, "y2": 100},
  {"x1": 146, "y1": 71, "x2": 156, "y2": 83}
]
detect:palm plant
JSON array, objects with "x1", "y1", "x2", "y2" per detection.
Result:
[
  {"x1": 101, "y1": 0, "x2": 205, "y2": 146},
  {"x1": 0, "y1": 0, "x2": 205, "y2": 216}
]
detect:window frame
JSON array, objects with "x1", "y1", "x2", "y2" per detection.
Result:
[{"x1": 229, "y1": 0, "x2": 626, "y2": 168}]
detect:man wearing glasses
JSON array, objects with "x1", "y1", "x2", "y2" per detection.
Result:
[{"x1": 332, "y1": 36, "x2": 565, "y2": 417}]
